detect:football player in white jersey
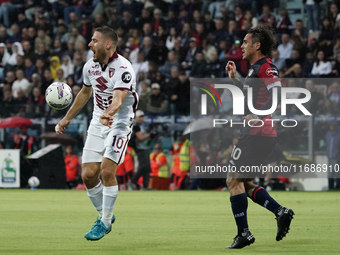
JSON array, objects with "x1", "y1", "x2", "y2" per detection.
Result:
[{"x1": 55, "y1": 27, "x2": 138, "y2": 241}]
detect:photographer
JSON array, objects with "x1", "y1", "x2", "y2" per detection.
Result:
[{"x1": 131, "y1": 110, "x2": 157, "y2": 189}]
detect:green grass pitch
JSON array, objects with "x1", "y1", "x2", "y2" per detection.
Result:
[{"x1": 0, "y1": 190, "x2": 339, "y2": 255}]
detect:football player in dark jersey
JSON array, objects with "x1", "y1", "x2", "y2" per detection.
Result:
[{"x1": 224, "y1": 27, "x2": 294, "y2": 249}]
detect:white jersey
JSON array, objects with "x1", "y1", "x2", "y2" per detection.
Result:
[{"x1": 83, "y1": 52, "x2": 138, "y2": 127}]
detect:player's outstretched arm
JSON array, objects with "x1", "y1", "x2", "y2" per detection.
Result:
[
  {"x1": 56, "y1": 85, "x2": 93, "y2": 134},
  {"x1": 99, "y1": 89, "x2": 128, "y2": 128}
]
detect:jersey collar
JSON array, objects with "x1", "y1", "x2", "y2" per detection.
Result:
[
  {"x1": 250, "y1": 56, "x2": 266, "y2": 67},
  {"x1": 101, "y1": 51, "x2": 118, "y2": 71}
]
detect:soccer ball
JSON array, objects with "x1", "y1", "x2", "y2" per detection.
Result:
[
  {"x1": 28, "y1": 176, "x2": 40, "y2": 188},
  {"x1": 45, "y1": 82, "x2": 73, "y2": 110}
]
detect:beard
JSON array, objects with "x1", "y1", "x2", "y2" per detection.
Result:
[
  {"x1": 242, "y1": 51, "x2": 252, "y2": 62},
  {"x1": 93, "y1": 47, "x2": 106, "y2": 63}
]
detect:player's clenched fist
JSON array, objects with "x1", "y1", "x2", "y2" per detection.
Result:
[
  {"x1": 100, "y1": 112, "x2": 114, "y2": 128},
  {"x1": 55, "y1": 118, "x2": 71, "y2": 134},
  {"x1": 225, "y1": 61, "x2": 236, "y2": 78}
]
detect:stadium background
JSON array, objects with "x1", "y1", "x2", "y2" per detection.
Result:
[{"x1": 0, "y1": 0, "x2": 339, "y2": 191}]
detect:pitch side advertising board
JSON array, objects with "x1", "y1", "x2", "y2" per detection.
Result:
[{"x1": 0, "y1": 149, "x2": 20, "y2": 188}]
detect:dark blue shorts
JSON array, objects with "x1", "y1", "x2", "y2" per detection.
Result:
[{"x1": 228, "y1": 134, "x2": 276, "y2": 180}]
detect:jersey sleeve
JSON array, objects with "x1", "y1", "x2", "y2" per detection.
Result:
[
  {"x1": 258, "y1": 62, "x2": 281, "y2": 90},
  {"x1": 83, "y1": 62, "x2": 91, "y2": 86},
  {"x1": 113, "y1": 64, "x2": 136, "y2": 91}
]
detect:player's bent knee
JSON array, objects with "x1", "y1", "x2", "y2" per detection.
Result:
[
  {"x1": 226, "y1": 178, "x2": 239, "y2": 189},
  {"x1": 244, "y1": 180, "x2": 256, "y2": 190},
  {"x1": 81, "y1": 171, "x2": 96, "y2": 183},
  {"x1": 81, "y1": 163, "x2": 100, "y2": 183},
  {"x1": 100, "y1": 158, "x2": 118, "y2": 182},
  {"x1": 100, "y1": 167, "x2": 115, "y2": 182},
  {"x1": 244, "y1": 180, "x2": 257, "y2": 197}
]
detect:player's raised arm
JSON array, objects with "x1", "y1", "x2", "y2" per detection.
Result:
[
  {"x1": 99, "y1": 89, "x2": 128, "y2": 128},
  {"x1": 225, "y1": 61, "x2": 237, "y2": 78},
  {"x1": 56, "y1": 85, "x2": 93, "y2": 134},
  {"x1": 226, "y1": 61, "x2": 243, "y2": 89}
]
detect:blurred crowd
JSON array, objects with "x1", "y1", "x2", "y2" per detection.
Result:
[
  {"x1": 2, "y1": 0, "x2": 340, "y2": 189},
  {"x1": 1, "y1": 0, "x2": 340, "y2": 118}
]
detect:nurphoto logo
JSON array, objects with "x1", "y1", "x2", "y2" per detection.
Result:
[
  {"x1": 200, "y1": 84, "x2": 311, "y2": 116},
  {"x1": 197, "y1": 82, "x2": 312, "y2": 128}
]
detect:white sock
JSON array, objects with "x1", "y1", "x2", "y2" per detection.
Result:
[
  {"x1": 86, "y1": 181, "x2": 103, "y2": 216},
  {"x1": 102, "y1": 185, "x2": 118, "y2": 228}
]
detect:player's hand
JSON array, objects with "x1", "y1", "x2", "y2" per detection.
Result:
[
  {"x1": 55, "y1": 118, "x2": 71, "y2": 134},
  {"x1": 100, "y1": 112, "x2": 114, "y2": 128},
  {"x1": 225, "y1": 61, "x2": 236, "y2": 78},
  {"x1": 243, "y1": 114, "x2": 260, "y2": 126}
]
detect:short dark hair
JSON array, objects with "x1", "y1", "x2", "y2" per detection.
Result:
[
  {"x1": 95, "y1": 26, "x2": 118, "y2": 47},
  {"x1": 247, "y1": 27, "x2": 277, "y2": 58}
]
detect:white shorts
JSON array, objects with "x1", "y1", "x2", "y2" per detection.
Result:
[{"x1": 82, "y1": 122, "x2": 133, "y2": 165}]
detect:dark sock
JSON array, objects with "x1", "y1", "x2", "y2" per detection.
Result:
[
  {"x1": 251, "y1": 186, "x2": 281, "y2": 215},
  {"x1": 230, "y1": 193, "x2": 249, "y2": 236}
]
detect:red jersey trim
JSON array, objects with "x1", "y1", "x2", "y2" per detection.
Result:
[
  {"x1": 114, "y1": 87, "x2": 130, "y2": 91},
  {"x1": 101, "y1": 51, "x2": 119, "y2": 71}
]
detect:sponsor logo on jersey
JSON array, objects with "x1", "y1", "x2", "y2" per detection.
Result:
[
  {"x1": 88, "y1": 70, "x2": 102, "y2": 76},
  {"x1": 122, "y1": 72, "x2": 132, "y2": 83},
  {"x1": 266, "y1": 68, "x2": 278, "y2": 76},
  {"x1": 109, "y1": 67, "x2": 115, "y2": 78}
]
